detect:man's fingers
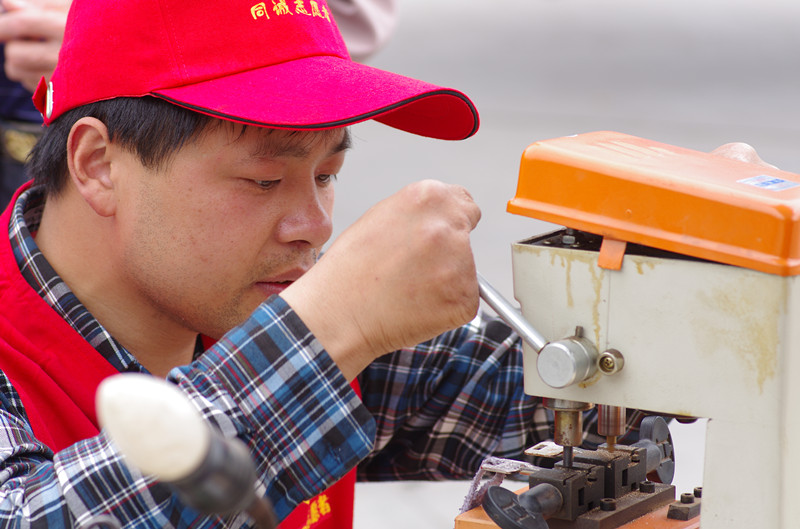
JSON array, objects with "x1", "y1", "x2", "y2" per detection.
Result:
[
  {"x1": 0, "y1": 6, "x2": 66, "y2": 41},
  {"x1": 4, "y1": 38, "x2": 59, "y2": 89},
  {"x1": 455, "y1": 184, "x2": 481, "y2": 230},
  {"x1": 0, "y1": 3, "x2": 65, "y2": 88}
]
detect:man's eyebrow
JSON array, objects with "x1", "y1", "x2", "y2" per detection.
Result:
[
  {"x1": 334, "y1": 128, "x2": 352, "y2": 154},
  {"x1": 251, "y1": 128, "x2": 352, "y2": 159}
]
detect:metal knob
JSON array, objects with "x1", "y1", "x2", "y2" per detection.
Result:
[
  {"x1": 537, "y1": 332, "x2": 598, "y2": 389},
  {"x1": 476, "y1": 275, "x2": 608, "y2": 390}
]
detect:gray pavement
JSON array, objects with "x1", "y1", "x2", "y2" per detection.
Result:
[{"x1": 333, "y1": 1, "x2": 799, "y2": 527}]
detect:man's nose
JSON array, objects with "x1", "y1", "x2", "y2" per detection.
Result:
[{"x1": 276, "y1": 185, "x2": 333, "y2": 248}]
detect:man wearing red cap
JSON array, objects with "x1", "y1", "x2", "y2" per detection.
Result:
[{"x1": 0, "y1": 1, "x2": 618, "y2": 528}]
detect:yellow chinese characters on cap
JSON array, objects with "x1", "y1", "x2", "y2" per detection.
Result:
[{"x1": 251, "y1": 0, "x2": 332, "y2": 21}]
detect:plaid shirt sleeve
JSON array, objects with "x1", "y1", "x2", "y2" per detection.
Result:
[
  {"x1": 0, "y1": 296, "x2": 375, "y2": 528},
  {"x1": 355, "y1": 311, "x2": 645, "y2": 481},
  {"x1": 356, "y1": 311, "x2": 552, "y2": 481}
]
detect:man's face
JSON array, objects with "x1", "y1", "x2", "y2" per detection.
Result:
[{"x1": 111, "y1": 124, "x2": 348, "y2": 339}]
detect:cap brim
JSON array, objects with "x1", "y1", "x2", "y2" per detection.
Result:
[{"x1": 152, "y1": 55, "x2": 479, "y2": 140}]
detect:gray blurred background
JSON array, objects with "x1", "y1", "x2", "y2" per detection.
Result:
[{"x1": 329, "y1": 0, "x2": 799, "y2": 527}]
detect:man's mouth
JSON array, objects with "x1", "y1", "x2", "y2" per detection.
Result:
[
  {"x1": 255, "y1": 280, "x2": 294, "y2": 297},
  {"x1": 255, "y1": 266, "x2": 309, "y2": 297}
]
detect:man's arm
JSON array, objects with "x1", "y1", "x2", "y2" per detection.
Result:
[
  {"x1": 281, "y1": 180, "x2": 482, "y2": 381},
  {"x1": 0, "y1": 298, "x2": 374, "y2": 527},
  {"x1": 170, "y1": 298, "x2": 376, "y2": 519},
  {"x1": 0, "y1": 0, "x2": 69, "y2": 92},
  {"x1": 356, "y1": 312, "x2": 550, "y2": 480}
]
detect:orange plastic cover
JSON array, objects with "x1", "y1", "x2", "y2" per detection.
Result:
[{"x1": 508, "y1": 131, "x2": 800, "y2": 276}]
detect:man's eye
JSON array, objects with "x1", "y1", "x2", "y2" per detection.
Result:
[
  {"x1": 317, "y1": 174, "x2": 338, "y2": 185},
  {"x1": 254, "y1": 180, "x2": 279, "y2": 190}
]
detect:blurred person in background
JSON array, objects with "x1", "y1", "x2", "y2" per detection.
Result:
[{"x1": 0, "y1": 0, "x2": 68, "y2": 206}]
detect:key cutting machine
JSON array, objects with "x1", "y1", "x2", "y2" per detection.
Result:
[{"x1": 455, "y1": 131, "x2": 800, "y2": 529}]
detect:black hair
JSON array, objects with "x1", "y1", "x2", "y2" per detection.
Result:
[{"x1": 27, "y1": 96, "x2": 218, "y2": 197}]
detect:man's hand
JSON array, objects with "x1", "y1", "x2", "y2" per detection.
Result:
[
  {"x1": 281, "y1": 180, "x2": 482, "y2": 381},
  {"x1": 0, "y1": 0, "x2": 70, "y2": 92}
]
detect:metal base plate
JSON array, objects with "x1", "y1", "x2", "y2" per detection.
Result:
[{"x1": 548, "y1": 483, "x2": 675, "y2": 529}]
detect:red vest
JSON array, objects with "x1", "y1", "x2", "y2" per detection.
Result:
[{"x1": 0, "y1": 184, "x2": 356, "y2": 528}]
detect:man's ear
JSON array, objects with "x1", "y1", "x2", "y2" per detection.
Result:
[{"x1": 67, "y1": 117, "x2": 117, "y2": 217}]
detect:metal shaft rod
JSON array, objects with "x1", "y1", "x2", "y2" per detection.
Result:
[
  {"x1": 477, "y1": 273, "x2": 548, "y2": 352},
  {"x1": 598, "y1": 404, "x2": 626, "y2": 453},
  {"x1": 562, "y1": 446, "x2": 574, "y2": 468}
]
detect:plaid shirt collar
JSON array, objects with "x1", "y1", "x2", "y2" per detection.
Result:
[{"x1": 8, "y1": 186, "x2": 143, "y2": 373}]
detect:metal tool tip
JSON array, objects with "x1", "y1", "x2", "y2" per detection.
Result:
[{"x1": 562, "y1": 446, "x2": 573, "y2": 468}]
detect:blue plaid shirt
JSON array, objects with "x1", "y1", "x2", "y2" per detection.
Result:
[{"x1": 1, "y1": 186, "x2": 624, "y2": 528}]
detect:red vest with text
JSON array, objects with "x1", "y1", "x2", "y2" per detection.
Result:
[{"x1": 0, "y1": 184, "x2": 356, "y2": 528}]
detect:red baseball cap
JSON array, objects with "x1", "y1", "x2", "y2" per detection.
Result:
[{"x1": 32, "y1": 0, "x2": 479, "y2": 141}]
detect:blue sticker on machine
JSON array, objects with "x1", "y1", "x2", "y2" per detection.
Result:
[{"x1": 737, "y1": 175, "x2": 800, "y2": 191}]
